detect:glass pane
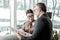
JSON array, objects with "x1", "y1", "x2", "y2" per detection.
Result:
[{"x1": 0, "y1": 0, "x2": 10, "y2": 36}]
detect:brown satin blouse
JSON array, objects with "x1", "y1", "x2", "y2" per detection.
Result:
[{"x1": 23, "y1": 20, "x2": 35, "y2": 34}]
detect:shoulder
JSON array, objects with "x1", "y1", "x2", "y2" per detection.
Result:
[
  {"x1": 37, "y1": 14, "x2": 51, "y2": 24},
  {"x1": 23, "y1": 21, "x2": 28, "y2": 25}
]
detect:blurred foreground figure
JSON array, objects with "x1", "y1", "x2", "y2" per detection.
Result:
[{"x1": 52, "y1": 30, "x2": 58, "y2": 40}]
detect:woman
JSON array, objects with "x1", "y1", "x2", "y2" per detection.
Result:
[{"x1": 17, "y1": 9, "x2": 35, "y2": 40}]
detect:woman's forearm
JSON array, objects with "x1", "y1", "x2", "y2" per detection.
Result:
[{"x1": 18, "y1": 30, "x2": 32, "y2": 37}]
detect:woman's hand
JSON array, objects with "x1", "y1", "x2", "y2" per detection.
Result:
[
  {"x1": 18, "y1": 29, "x2": 32, "y2": 37},
  {"x1": 17, "y1": 34, "x2": 22, "y2": 40}
]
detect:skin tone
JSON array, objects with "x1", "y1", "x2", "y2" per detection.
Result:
[
  {"x1": 27, "y1": 13, "x2": 34, "y2": 22},
  {"x1": 17, "y1": 6, "x2": 44, "y2": 40},
  {"x1": 12, "y1": 6, "x2": 44, "y2": 40},
  {"x1": 12, "y1": 5, "x2": 45, "y2": 40},
  {"x1": 16, "y1": 5, "x2": 45, "y2": 37},
  {"x1": 34, "y1": 5, "x2": 44, "y2": 17},
  {"x1": 16, "y1": 13, "x2": 34, "y2": 40}
]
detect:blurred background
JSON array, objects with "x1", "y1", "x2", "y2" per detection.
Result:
[{"x1": 0, "y1": 0, "x2": 60, "y2": 40}]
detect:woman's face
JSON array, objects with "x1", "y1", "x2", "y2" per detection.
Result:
[{"x1": 27, "y1": 13, "x2": 34, "y2": 22}]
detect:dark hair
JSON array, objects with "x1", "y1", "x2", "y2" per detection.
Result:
[
  {"x1": 36, "y1": 3, "x2": 46, "y2": 12},
  {"x1": 46, "y1": 12, "x2": 52, "y2": 19},
  {"x1": 26, "y1": 9, "x2": 34, "y2": 15}
]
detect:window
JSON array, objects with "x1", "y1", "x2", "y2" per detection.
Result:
[
  {"x1": 0, "y1": 0, "x2": 60, "y2": 36},
  {"x1": 0, "y1": 0, "x2": 10, "y2": 36},
  {"x1": 0, "y1": 0, "x2": 3, "y2": 7},
  {"x1": 47, "y1": 0, "x2": 60, "y2": 29},
  {"x1": 16, "y1": 0, "x2": 60, "y2": 30},
  {"x1": 0, "y1": 0, "x2": 9, "y2": 8},
  {"x1": 16, "y1": 0, "x2": 42, "y2": 29}
]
